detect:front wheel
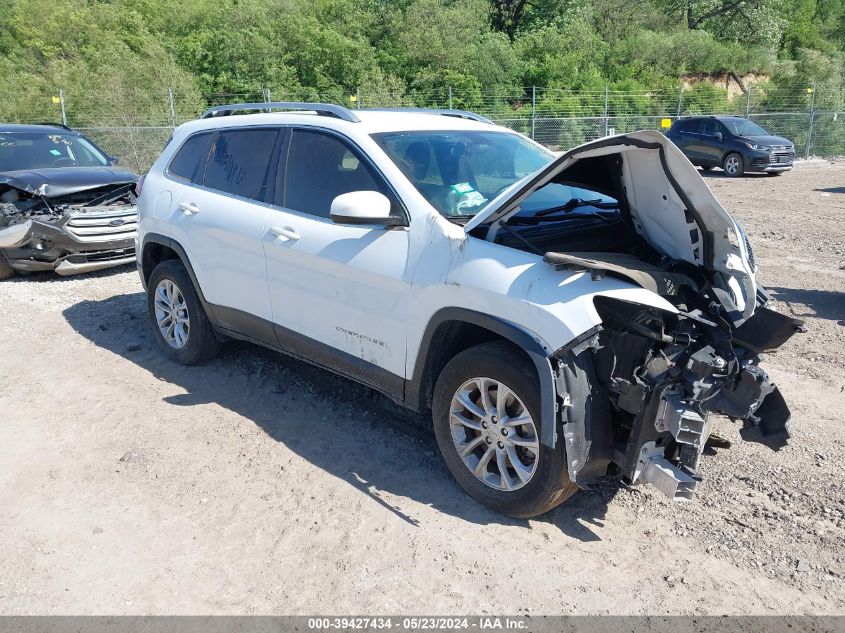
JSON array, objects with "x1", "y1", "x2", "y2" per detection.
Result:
[
  {"x1": 147, "y1": 259, "x2": 220, "y2": 364},
  {"x1": 722, "y1": 152, "x2": 745, "y2": 177},
  {"x1": 432, "y1": 341, "x2": 577, "y2": 518}
]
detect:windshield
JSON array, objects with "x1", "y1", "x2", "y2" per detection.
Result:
[
  {"x1": 0, "y1": 132, "x2": 110, "y2": 171},
  {"x1": 517, "y1": 183, "x2": 617, "y2": 214},
  {"x1": 507, "y1": 182, "x2": 620, "y2": 225},
  {"x1": 722, "y1": 119, "x2": 770, "y2": 137},
  {"x1": 372, "y1": 130, "x2": 553, "y2": 218}
]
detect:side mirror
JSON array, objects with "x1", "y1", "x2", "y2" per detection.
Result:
[
  {"x1": 330, "y1": 191, "x2": 403, "y2": 226},
  {"x1": 714, "y1": 132, "x2": 723, "y2": 142}
]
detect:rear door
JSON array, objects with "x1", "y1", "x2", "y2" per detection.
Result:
[
  {"x1": 263, "y1": 127, "x2": 410, "y2": 389},
  {"x1": 675, "y1": 119, "x2": 706, "y2": 162},
  {"x1": 167, "y1": 127, "x2": 282, "y2": 335},
  {"x1": 698, "y1": 119, "x2": 727, "y2": 166}
]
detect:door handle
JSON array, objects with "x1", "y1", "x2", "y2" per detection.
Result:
[
  {"x1": 268, "y1": 225, "x2": 300, "y2": 241},
  {"x1": 178, "y1": 201, "x2": 200, "y2": 214}
]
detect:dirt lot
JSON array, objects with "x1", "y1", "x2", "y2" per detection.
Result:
[{"x1": 1, "y1": 162, "x2": 843, "y2": 615}]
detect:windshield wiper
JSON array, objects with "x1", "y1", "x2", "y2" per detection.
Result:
[
  {"x1": 534, "y1": 198, "x2": 618, "y2": 217},
  {"x1": 498, "y1": 222, "x2": 543, "y2": 255},
  {"x1": 508, "y1": 210, "x2": 619, "y2": 226}
]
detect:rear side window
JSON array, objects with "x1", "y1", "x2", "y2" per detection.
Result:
[
  {"x1": 283, "y1": 129, "x2": 395, "y2": 218},
  {"x1": 205, "y1": 128, "x2": 279, "y2": 202},
  {"x1": 168, "y1": 132, "x2": 213, "y2": 184}
]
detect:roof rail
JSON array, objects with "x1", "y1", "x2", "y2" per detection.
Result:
[
  {"x1": 200, "y1": 102, "x2": 360, "y2": 123},
  {"x1": 362, "y1": 108, "x2": 494, "y2": 125}
]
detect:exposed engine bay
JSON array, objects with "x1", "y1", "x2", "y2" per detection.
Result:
[
  {"x1": 473, "y1": 133, "x2": 805, "y2": 500},
  {"x1": 0, "y1": 177, "x2": 138, "y2": 276}
]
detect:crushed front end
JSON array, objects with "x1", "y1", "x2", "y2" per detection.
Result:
[
  {"x1": 555, "y1": 290, "x2": 804, "y2": 501},
  {"x1": 0, "y1": 183, "x2": 137, "y2": 275}
]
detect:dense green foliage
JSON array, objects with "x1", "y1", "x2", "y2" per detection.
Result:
[{"x1": 0, "y1": 0, "x2": 842, "y2": 124}]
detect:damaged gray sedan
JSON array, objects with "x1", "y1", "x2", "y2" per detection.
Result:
[{"x1": 0, "y1": 124, "x2": 138, "y2": 279}]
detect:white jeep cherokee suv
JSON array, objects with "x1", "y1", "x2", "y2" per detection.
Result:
[{"x1": 136, "y1": 102, "x2": 802, "y2": 518}]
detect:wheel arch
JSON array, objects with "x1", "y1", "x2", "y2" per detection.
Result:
[
  {"x1": 140, "y1": 233, "x2": 215, "y2": 320},
  {"x1": 407, "y1": 308, "x2": 560, "y2": 447}
]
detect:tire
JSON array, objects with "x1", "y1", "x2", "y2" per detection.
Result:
[
  {"x1": 432, "y1": 341, "x2": 577, "y2": 518},
  {"x1": 0, "y1": 250, "x2": 14, "y2": 281},
  {"x1": 147, "y1": 259, "x2": 220, "y2": 364},
  {"x1": 722, "y1": 152, "x2": 745, "y2": 177}
]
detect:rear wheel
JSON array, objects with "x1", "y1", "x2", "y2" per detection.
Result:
[
  {"x1": 0, "y1": 250, "x2": 14, "y2": 281},
  {"x1": 432, "y1": 341, "x2": 577, "y2": 518},
  {"x1": 147, "y1": 259, "x2": 220, "y2": 364},
  {"x1": 722, "y1": 152, "x2": 745, "y2": 177}
]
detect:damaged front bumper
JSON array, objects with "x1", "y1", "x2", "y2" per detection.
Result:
[
  {"x1": 553, "y1": 297, "x2": 804, "y2": 501},
  {"x1": 0, "y1": 200, "x2": 137, "y2": 275}
]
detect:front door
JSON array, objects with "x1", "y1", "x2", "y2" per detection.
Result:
[
  {"x1": 263, "y1": 128, "x2": 411, "y2": 391},
  {"x1": 698, "y1": 119, "x2": 727, "y2": 166}
]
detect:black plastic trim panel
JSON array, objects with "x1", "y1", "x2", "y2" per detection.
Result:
[
  {"x1": 408, "y1": 307, "x2": 559, "y2": 447},
  {"x1": 212, "y1": 305, "x2": 406, "y2": 401}
]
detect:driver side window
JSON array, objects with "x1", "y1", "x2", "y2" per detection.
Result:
[
  {"x1": 701, "y1": 120, "x2": 724, "y2": 137},
  {"x1": 282, "y1": 129, "x2": 399, "y2": 219}
]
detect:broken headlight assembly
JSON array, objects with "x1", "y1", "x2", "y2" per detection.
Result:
[{"x1": 557, "y1": 295, "x2": 803, "y2": 500}]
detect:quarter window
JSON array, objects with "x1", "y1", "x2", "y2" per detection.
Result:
[
  {"x1": 168, "y1": 132, "x2": 213, "y2": 184},
  {"x1": 204, "y1": 128, "x2": 279, "y2": 202},
  {"x1": 283, "y1": 129, "x2": 395, "y2": 219}
]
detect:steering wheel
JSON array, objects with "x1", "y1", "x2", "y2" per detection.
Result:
[{"x1": 50, "y1": 157, "x2": 75, "y2": 167}]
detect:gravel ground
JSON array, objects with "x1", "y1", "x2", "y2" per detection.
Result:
[{"x1": 0, "y1": 161, "x2": 843, "y2": 615}]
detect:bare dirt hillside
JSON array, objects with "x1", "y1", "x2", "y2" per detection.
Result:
[{"x1": 0, "y1": 162, "x2": 843, "y2": 615}]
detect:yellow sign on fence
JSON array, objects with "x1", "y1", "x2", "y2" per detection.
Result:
[
  {"x1": 51, "y1": 96, "x2": 61, "y2": 104},
  {"x1": 661, "y1": 118, "x2": 672, "y2": 129}
]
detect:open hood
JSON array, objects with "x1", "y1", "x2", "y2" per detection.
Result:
[{"x1": 465, "y1": 131, "x2": 757, "y2": 323}]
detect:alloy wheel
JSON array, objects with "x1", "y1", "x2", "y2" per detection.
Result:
[
  {"x1": 724, "y1": 155, "x2": 741, "y2": 175},
  {"x1": 154, "y1": 278, "x2": 190, "y2": 349},
  {"x1": 449, "y1": 377, "x2": 540, "y2": 491}
]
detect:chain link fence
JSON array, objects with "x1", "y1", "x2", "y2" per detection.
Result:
[{"x1": 3, "y1": 84, "x2": 843, "y2": 173}]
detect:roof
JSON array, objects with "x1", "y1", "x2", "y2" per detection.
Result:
[
  {"x1": 679, "y1": 115, "x2": 749, "y2": 121},
  {"x1": 0, "y1": 123, "x2": 75, "y2": 134},
  {"x1": 179, "y1": 106, "x2": 504, "y2": 138},
  {"x1": 354, "y1": 110, "x2": 496, "y2": 133}
]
